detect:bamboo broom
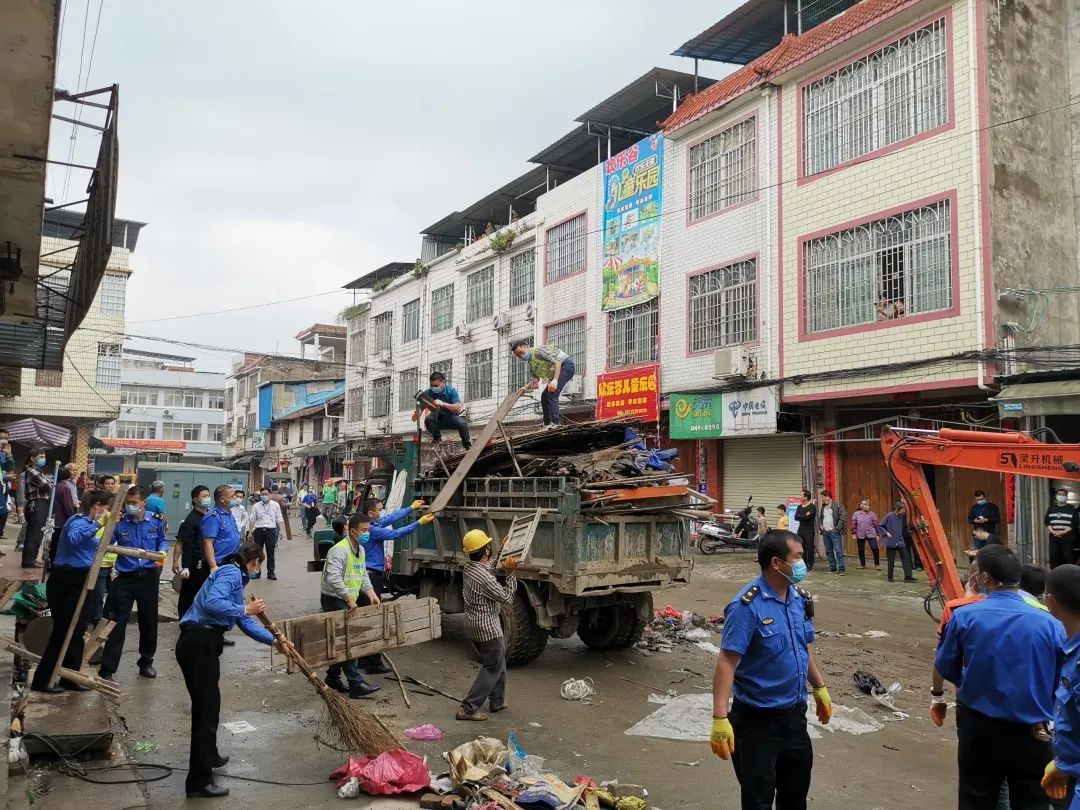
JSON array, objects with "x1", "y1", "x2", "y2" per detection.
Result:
[{"x1": 253, "y1": 603, "x2": 401, "y2": 755}]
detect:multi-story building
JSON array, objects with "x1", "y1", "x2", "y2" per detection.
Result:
[
  {"x1": 259, "y1": 379, "x2": 345, "y2": 487},
  {"x1": 92, "y1": 349, "x2": 226, "y2": 473}
]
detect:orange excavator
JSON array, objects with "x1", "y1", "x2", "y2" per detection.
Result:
[{"x1": 880, "y1": 427, "x2": 1080, "y2": 605}]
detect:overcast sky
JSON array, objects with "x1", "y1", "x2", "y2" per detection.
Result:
[{"x1": 48, "y1": 1, "x2": 736, "y2": 372}]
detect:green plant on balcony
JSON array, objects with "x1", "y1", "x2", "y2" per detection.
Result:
[{"x1": 489, "y1": 227, "x2": 518, "y2": 255}]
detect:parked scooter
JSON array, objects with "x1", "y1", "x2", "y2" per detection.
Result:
[{"x1": 697, "y1": 497, "x2": 760, "y2": 554}]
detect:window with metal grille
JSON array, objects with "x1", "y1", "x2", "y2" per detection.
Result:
[
  {"x1": 95, "y1": 344, "x2": 121, "y2": 390},
  {"x1": 280, "y1": 423, "x2": 290, "y2": 445},
  {"x1": 313, "y1": 418, "x2": 324, "y2": 441},
  {"x1": 163, "y1": 422, "x2": 202, "y2": 441},
  {"x1": 544, "y1": 316, "x2": 585, "y2": 371},
  {"x1": 689, "y1": 118, "x2": 756, "y2": 219},
  {"x1": 398, "y1": 368, "x2": 419, "y2": 411},
  {"x1": 804, "y1": 199, "x2": 952, "y2": 333},
  {"x1": 466, "y1": 266, "x2": 495, "y2": 322},
  {"x1": 225, "y1": 388, "x2": 233, "y2": 411},
  {"x1": 349, "y1": 329, "x2": 364, "y2": 362},
  {"x1": 403, "y1": 299, "x2": 421, "y2": 343},
  {"x1": 509, "y1": 250, "x2": 535, "y2": 308},
  {"x1": 507, "y1": 337, "x2": 533, "y2": 393},
  {"x1": 371, "y1": 312, "x2": 393, "y2": 354},
  {"x1": 545, "y1": 214, "x2": 586, "y2": 283},
  {"x1": 689, "y1": 259, "x2": 758, "y2": 351},
  {"x1": 347, "y1": 387, "x2": 364, "y2": 422},
  {"x1": 116, "y1": 421, "x2": 156, "y2": 439},
  {"x1": 803, "y1": 19, "x2": 948, "y2": 176},
  {"x1": 208, "y1": 392, "x2": 224, "y2": 409},
  {"x1": 465, "y1": 348, "x2": 493, "y2": 401},
  {"x1": 370, "y1": 377, "x2": 392, "y2": 417},
  {"x1": 607, "y1": 300, "x2": 659, "y2": 368},
  {"x1": 35, "y1": 368, "x2": 63, "y2": 387},
  {"x1": 429, "y1": 359, "x2": 452, "y2": 386},
  {"x1": 431, "y1": 284, "x2": 454, "y2": 333},
  {"x1": 183, "y1": 390, "x2": 203, "y2": 408},
  {"x1": 99, "y1": 273, "x2": 126, "y2": 315},
  {"x1": 207, "y1": 424, "x2": 224, "y2": 443}
]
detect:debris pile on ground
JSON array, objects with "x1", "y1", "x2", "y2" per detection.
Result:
[
  {"x1": 430, "y1": 418, "x2": 713, "y2": 518},
  {"x1": 636, "y1": 605, "x2": 721, "y2": 655}
]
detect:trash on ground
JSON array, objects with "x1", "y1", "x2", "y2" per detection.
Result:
[
  {"x1": 852, "y1": 669, "x2": 904, "y2": 710},
  {"x1": 674, "y1": 760, "x2": 701, "y2": 767},
  {"x1": 337, "y1": 776, "x2": 361, "y2": 799},
  {"x1": 508, "y1": 731, "x2": 545, "y2": 778},
  {"x1": 695, "y1": 641, "x2": 722, "y2": 655},
  {"x1": 863, "y1": 629, "x2": 891, "y2": 638},
  {"x1": 329, "y1": 749, "x2": 431, "y2": 796},
  {"x1": 647, "y1": 692, "x2": 676, "y2": 704},
  {"x1": 807, "y1": 701, "x2": 884, "y2": 735},
  {"x1": 637, "y1": 605, "x2": 719, "y2": 654},
  {"x1": 131, "y1": 740, "x2": 158, "y2": 753},
  {"x1": 683, "y1": 627, "x2": 712, "y2": 641},
  {"x1": 404, "y1": 724, "x2": 444, "y2": 741},
  {"x1": 560, "y1": 677, "x2": 596, "y2": 701},
  {"x1": 221, "y1": 720, "x2": 257, "y2": 734},
  {"x1": 446, "y1": 737, "x2": 510, "y2": 787},
  {"x1": 816, "y1": 630, "x2": 863, "y2": 639}
]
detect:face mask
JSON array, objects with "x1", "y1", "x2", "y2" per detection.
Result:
[
  {"x1": 1057, "y1": 495, "x2": 1068, "y2": 505},
  {"x1": 521, "y1": 351, "x2": 533, "y2": 361},
  {"x1": 35, "y1": 458, "x2": 46, "y2": 468},
  {"x1": 230, "y1": 498, "x2": 242, "y2": 508},
  {"x1": 260, "y1": 495, "x2": 270, "y2": 503},
  {"x1": 198, "y1": 497, "x2": 212, "y2": 509},
  {"x1": 359, "y1": 531, "x2": 370, "y2": 544},
  {"x1": 430, "y1": 385, "x2": 444, "y2": 394},
  {"x1": 782, "y1": 559, "x2": 808, "y2": 584},
  {"x1": 976, "y1": 498, "x2": 987, "y2": 506},
  {"x1": 125, "y1": 504, "x2": 141, "y2": 517}
]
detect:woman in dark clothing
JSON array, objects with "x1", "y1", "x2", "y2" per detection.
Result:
[{"x1": 793, "y1": 489, "x2": 818, "y2": 571}]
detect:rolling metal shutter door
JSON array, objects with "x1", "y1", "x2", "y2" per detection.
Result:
[{"x1": 722, "y1": 435, "x2": 805, "y2": 513}]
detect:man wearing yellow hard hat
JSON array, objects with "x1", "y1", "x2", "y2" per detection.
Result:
[{"x1": 458, "y1": 528, "x2": 518, "y2": 721}]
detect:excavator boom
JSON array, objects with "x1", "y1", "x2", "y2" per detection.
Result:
[{"x1": 880, "y1": 427, "x2": 1080, "y2": 602}]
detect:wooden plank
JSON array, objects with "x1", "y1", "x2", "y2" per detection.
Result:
[
  {"x1": 497, "y1": 421, "x2": 523, "y2": 477},
  {"x1": 496, "y1": 509, "x2": 541, "y2": 566},
  {"x1": 588, "y1": 484, "x2": 689, "y2": 503},
  {"x1": 428, "y1": 388, "x2": 522, "y2": 513},
  {"x1": 80, "y1": 619, "x2": 115, "y2": 669},
  {"x1": 297, "y1": 625, "x2": 438, "y2": 668},
  {"x1": 324, "y1": 617, "x2": 335, "y2": 661},
  {"x1": 394, "y1": 602, "x2": 405, "y2": 646}
]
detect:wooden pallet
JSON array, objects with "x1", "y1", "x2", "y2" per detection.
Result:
[
  {"x1": 272, "y1": 597, "x2": 441, "y2": 670},
  {"x1": 495, "y1": 508, "x2": 541, "y2": 567}
]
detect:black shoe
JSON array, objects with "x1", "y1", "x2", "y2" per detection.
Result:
[
  {"x1": 348, "y1": 682, "x2": 380, "y2": 699},
  {"x1": 187, "y1": 783, "x2": 229, "y2": 798},
  {"x1": 267, "y1": 573, "x2": 277, "y2": 580},
  {"x1": 324, "y1": 674, "x2": 349, "y2": 694},
  {"x1": 21, "y1": 562, "x2": 41, "y2": 569},
  {"x1": 59, "y1": 678, "x2": 89, "y2": 692},
  {"x1": 904, "y1": 577, "x2": 918, "y2": 582},
  {"x1": 364, "y1": 663, "x2": 392, "y2": 676},
  {"x1": 31, "y1": 684, "x2": 65, "y2": 694},
  {"x1": 212, "y1": 755, "x2": 229, "y2": 769},
  {"x1": 221, "y1": 638, "x2": 235, "y2": 647},
  {"x1": 98, "y1": 670, "x2": 115, "y2": 682},
  {"x1": 138, "y1": 665, "x2": 157, "y2": 679}
]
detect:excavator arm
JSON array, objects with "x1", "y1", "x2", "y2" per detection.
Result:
[{"x1": 880, "y1": 427, "x2": 1080, "y2": 602}]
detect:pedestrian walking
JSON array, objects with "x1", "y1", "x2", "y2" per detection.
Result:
[
  {"x1": 711, "y1": 530, "x2": 833, "y2": 809},
  {"x1": 31, "y1": 489, "x2": 112, "y2": 693},
  {"x1": 413, "y1": 370, "x2": 472, "y2": 449},
  {"x1": 20, "y1": 450, "x2": 52, "y2": 568},
  {"x1": 321, "y1": 480, "x2": 337, "y2": 524},
  {"x1": 851, "y1": 499, "x2": 882, "y2": 570},
  {"x1": 511, "y1": 339, "x2": 576, "y2": 427},
  {"x1": 879, "y1": 502, "x2": 917, "y2": 583},
  {"x1": 794, "y1": 490, "x2": 817, "y2": 571},
  {"x1": 175, "y1": 542, "x2": 276, "y2": 799},
  {"x1": 200, "y1": 485, "x2": 244, "y2": 648},
  {"x1": 319, "y1": 512, "x2": 381, "y2": 699},
  {"x1": 933, "y1": 545, "x2": 1064, "y2": 809},
  {"x1": 457, "y1": 528, "x2": 517, "y2": 721},
  {"x1": 249, "y1": 487, "x2": 285, "y2": 580},
  {"x1": 1041, "y1": 564, "x2": 1080, "y2": 807},
  {"x1": 969, "y1": 490, "x2": 1002, "y2": 549},
  {"x1": 175, "y1": 486, "x2": 211, "y2": 619},
  {"x1": 817, "y1": 491, "x2": 847, "y2": 574},
  {"x1": 301, "y1": 487, "x2": 319, "y2": 537},
  {"x1": 229, "y1": 489, "x2": 249, "y2": 537},
  {"x1": 98, "y1": 486, "x2": 169, "y2": 681},
  {"x1": 1046, "y1": 488, "x2": 1079, "y2": 569},
  {"x1": 268, "y1": 484, "x2": 291, "y2": 542}
]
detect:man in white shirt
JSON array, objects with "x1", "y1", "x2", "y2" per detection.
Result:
[
  {"x1": 249, "y1": 487, "x2": 285, "y2": 580},
  {"x1": 230, "y1": 490, "x2": 249, "y2": 537}
]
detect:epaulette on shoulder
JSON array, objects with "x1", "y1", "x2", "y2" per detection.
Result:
[{"x1": 740, "y1": 585, "x2": 760, "y2": 605}]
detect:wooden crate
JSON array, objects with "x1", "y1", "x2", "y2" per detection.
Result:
[{"x1": 273, "y1": 597, "x2": 441, "y2": 670}]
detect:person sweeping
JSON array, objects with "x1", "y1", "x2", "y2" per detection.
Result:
[{"x1": 457, "y1": 529, "x2": 517, "y2": 721}]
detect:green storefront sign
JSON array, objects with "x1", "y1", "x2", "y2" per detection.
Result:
[{"x1": 669, "y1": 392, "x2": 724, "y2": 439}]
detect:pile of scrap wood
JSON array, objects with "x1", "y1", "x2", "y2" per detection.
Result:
[{"x1": 431, "y1": 417, "x2": 714, "y2": 518}]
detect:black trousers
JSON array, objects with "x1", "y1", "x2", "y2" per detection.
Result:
[
  {"x1": 32, "y1": 566, "x2": 92, "y2": 689},
  {"x1": 101, "y1": 569, "x2": 160, "y2": 675},
  {"x1": 21, "y1": 500, "x2": 48, "y2": 567},
  {"x1": 956, "y1": 703, "x2": 1051, "y2": 810},
  {"x1": 253, "y1": 527, "x2": 276, "y2": 575},
  {"x1": 177, "y1": 561, "x2": 209, "y2": 621},
  {"x1": 730, "y1": 699, "x2": 813, "y2": 810},
  {"x1": 797, "y1": 530, "x2": 816, "y2": 571},
  {"x1": 886, "y1": 545, "x2": 913, "y2": 581},
  {"x1": 0, "y1": 510, "x2": 9, "y2": 538},
  {"x1": 1049, "y1": 537, "x2": 1076, "y2": 569},
  {"x1": 176, "y1": 626, "x2": 224, "y2": 792},
  {"x1": 856, "y1": 536, "x2": 880, "y2": 566}
]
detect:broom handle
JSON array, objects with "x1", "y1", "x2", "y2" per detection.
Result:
[{"x1": 253, "y1": 604, "x2": 335, "y2": 700}]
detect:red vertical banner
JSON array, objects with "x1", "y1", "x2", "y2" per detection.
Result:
[
  {"x1": 823, "y1": 427, "x2": 837, "y2": 494},
  {"x1": 1005, "y1": 473, "x2": 1016, "y2": 524},
  {"x1": 596, "y1": 365, "x2": 660, "y2": 421}
]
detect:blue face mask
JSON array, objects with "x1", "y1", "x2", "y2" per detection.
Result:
[
  {"x1": 35, "y1": 457, "x2": 46, "y2": 468},
  {"x1": 782, "y1": 559, "x2": 808, "y2": 584},
  {"x1": 359, "y1": 531, "x2": 370, "y2": 544},
  {"x1": 197, "y1": 497, "x2": 212, "y2": 509},
  {"x1": 976, "y1": 498, "x2": 987, "y2": 506},
  {"x1": 521, "y1": 351, "x2": 533, "y2": 361},
  {"x1": 430, "y1": 385, "x2": 444, "y2": 394},
  {"x1": 125, "y1": 503, "x2": 141, "y2": 517}
]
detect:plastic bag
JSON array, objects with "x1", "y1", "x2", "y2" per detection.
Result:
[
  {"x1": 404, "y1": 724, "x2": 443, "y2": 741},
  {"x1": 507, "y1": 731, "x2": 545, "y2": 777},
  {"x1": 329, "y1": 750, "x2": 431, "y2": 796}
]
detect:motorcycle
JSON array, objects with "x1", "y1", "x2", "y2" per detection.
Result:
[{"x1": 697, "y1": 497, "x2": 760, "y2": 554}]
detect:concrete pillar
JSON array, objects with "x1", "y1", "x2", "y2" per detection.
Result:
[{"x1": 71, "y1": 426, "x2": 90, "y2": 473}]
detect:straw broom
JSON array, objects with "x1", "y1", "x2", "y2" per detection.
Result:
[{"x1": 254, "y1": 604, "x2": 401, "y2": 755}]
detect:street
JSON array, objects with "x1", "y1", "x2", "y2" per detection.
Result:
[{"x1": 12, "y1": 516, "x2": 958, "y2": 809}]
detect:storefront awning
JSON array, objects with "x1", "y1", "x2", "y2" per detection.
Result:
[
  {"x1": 301, "y1": 441, "x2": 344, "y2": 458},
  {"x1": 224, "y1": 452, "x2": 261, "y2": 469},
  {"x1": 993, "y1": 381, "x2": 1080, "y2": 418}
]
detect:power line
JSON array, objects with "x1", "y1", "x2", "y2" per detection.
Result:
[
  {"x1": 64, "y1": 351, "x2": 120, "y2": 410},
  {"x1": 126, "y1": 287, "x2": 350, "y2": 325},
  {"x1": 59, "y1": 0, "x2": 106, "y2": 207}
]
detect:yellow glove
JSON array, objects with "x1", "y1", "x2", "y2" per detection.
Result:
[
  {"x1": 710, "y1": 717, "x2": 734, "y2": 760},
  {"x1": 812, "y1": 686, "x2": 832, "y2": 725},
  {"x1": 411, "y1": 499, "x2": 425, "y2": 510},
  {"x1": 1042, "y1": 761, "x2": 1069, "y2": 801},
  {"x1": 418, "y1": 513, "x2": 435, "y2": 525}
]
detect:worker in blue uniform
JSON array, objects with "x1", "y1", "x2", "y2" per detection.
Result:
[
  {"x1": 176, "y1": 542, "x2": 279, "y2": 799},
  {"x1": 99, "y1": 485, "x2": 170, "y2": 681},
  {"x1": 711, "y1": 529, "x2": 833, "y2": 810},
  {"x1": 934, "y1": 544, "x2": 1065, "y2": 809},
  {"x1": 199, "y1": 484, "x2": 244, "y2": 647},
  {"x1": 1040, "y1": 564, "x2": 1080, "y2": 807}
]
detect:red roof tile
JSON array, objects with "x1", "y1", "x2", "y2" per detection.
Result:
[{"x1": 663, "y1": 0, "x2": 922, "y2": 133}]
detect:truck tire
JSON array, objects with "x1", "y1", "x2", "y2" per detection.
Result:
[
  {"x1": 500, "y1": 590, "x2": 549, "y2": 666},
  {"x1": 576, "y1": 606, "x2": 620, "y2": 650},
  {"x1": 613, "y1": 604, "x2": 646, "y2": 649}
]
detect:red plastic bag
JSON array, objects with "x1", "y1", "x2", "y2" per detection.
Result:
[
  {"x1": 329, "y1": 749, "x2": 431, "y2": 796},
  {"x1": 657, "y1": 604, "x2": 683, "y2": 620}
]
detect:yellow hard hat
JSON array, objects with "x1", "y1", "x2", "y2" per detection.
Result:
[{"x1": 462, "y1": 529, "x2": 493, "y2": 554}]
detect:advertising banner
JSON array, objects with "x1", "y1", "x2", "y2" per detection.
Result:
[
  {"x1": 669, "y1": 386, "x2": 779, "y2": 439},
  {"x1": 106, "y1": 438, "x2": 187, "y2": 451},
  {"x1": 602, "y1": 134, "x2": 662, "y2": 312},
  {"x1": 596, "y1": 365, "x2": 659, "y2": 422}
]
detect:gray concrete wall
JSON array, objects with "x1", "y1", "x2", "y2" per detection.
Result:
[{"x1": 986, "y1": 0, "x2": 1080, "y2": 352}]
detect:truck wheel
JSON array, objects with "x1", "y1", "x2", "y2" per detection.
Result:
[
  {"x1": 500, "y1": 590, "x2": 549, "y2": 666},
  {"x1": 613, "y1": 605, "x2": 646, "y2": 649},
  {"x1": 576, "y1": 606, "x2": 620, "y2": 650}
]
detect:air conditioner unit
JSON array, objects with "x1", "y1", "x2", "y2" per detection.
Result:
[
  {"x1": 162, "y1": 409, "x2": 174, "y2": 417},
  {"x1": 377, "y1": 418, "x2": 391, "y2": 433},
  {"x1": 378, "y1": 350, "x2": 392, "y2": 365},
  {"x1": 493, "y1": 315, "x2": 510, "y2": 334},
  {"x1": 714, "y1": 347, "x2": 750, "y2": 379},
  {"x1": 524, "y1": 304, "x2": 535, "y2": 322},
  {"x1": 454, "y1": 324, "x2": 472, "y2": 343}
]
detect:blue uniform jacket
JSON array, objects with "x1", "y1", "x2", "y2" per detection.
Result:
[
  {"x1": 146, "y1": 494, "x2": 167, "y2": 517},
  {"x1": 201, "y1": 504, "x2": 241, "y2": 564},
  {"x1": 1054, "y1": 632, "x2": 1080, "y2": 782},
  {"x1": 936, "y1": 591, "x2": 1064, "y2": 724},
  {"x1": 179, "y1": 562, "x2": 273, "y2": 645},
  {"x1": 363, "y1": 507, "x2": 419, "y2": 572},
  {"x1": 423, "y1": 385, "x2": 462, "y2": 406},
  {"x1": 721, "y1": 576, "x2": 815, "y2": 709},
  {"x1": 54, "y1": 514, "x2": 101, "y2": 568},
  {"x1": 111, "y1": 513, "x2": 169, "y2": 573}
]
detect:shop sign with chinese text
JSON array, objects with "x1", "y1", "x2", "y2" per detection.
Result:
[
  {"x1": 669, "y1": 386, "x2": 779, "y2": 439},
  {"x1": 596, "y1": 365, "x2": 659, "y2": 421}
]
